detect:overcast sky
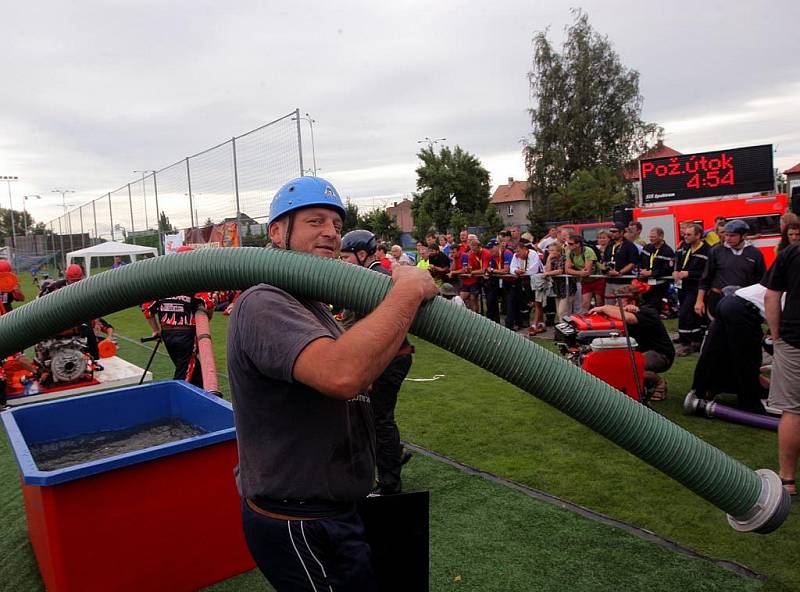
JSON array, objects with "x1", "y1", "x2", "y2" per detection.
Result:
[{"x1": 2, "y1": 0, "x2": 799, "y2": 226}]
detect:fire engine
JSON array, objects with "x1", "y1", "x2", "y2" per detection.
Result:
[
  {"x1": 557, "y1": 221, "x2": 613, "y2": 245},
  {"x1": 634, "y1": 193, "x2": 787, "y2": 266},
  {"x1": 634, "y1": 144, "x2": 787, "y2": 266}
]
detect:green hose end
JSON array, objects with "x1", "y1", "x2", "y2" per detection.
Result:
[{"x1": 727, "y1": 469, "x2": 792, "y2": 533}]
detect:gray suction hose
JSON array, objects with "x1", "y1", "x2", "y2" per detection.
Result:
[{"x1": 0, "y1": 248, "x2": 790, "y2": 533}]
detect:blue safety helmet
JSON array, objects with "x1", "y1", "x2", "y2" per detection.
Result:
[{"x1": 268, "y1": 176, "x2": 346, "y2": 225}]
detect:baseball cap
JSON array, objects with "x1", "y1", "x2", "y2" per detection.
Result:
[{"x1": 439, "y1": 283, "x2": 457, "y2": 297}]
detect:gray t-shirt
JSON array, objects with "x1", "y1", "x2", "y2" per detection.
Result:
[{"x1": 228, "y1": 284, "x2": 375, "y2": 502}]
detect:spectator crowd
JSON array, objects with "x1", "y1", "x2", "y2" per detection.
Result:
[{"x1": 367, "y1": 212, "x2": 800, "y2": 497}]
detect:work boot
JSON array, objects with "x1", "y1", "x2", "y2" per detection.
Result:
[
  {"x1": 399, "y1": 447, "x2": 413, "y2": 466},
  {"x1": 676, "y1": 344, "x2": 693, "y2": 357},
  {"x1": 650, "y1": 376, "x2": 668, "y2": 401},
  {"x1": 368, "y1": 482, "x2": 401, "y2": 497}
]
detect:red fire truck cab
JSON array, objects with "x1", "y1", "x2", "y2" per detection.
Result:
[
  {"x1": 557, "y1": 221, "x2": 613, "y2": 245},
  {"x1": 634, "y1": 194, "x2": 787, "y2": 266}
]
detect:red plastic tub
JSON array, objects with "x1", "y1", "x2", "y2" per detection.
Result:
[{"x1": 2, "y1": 380, "x2": 254, "y2": 591}]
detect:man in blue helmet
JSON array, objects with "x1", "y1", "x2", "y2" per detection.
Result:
[{"x1": 227, "y1": 176, "x2": 437, "y2": 591}]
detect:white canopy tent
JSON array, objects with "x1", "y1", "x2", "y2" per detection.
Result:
[{"x1": 66, "y1": 241, "x2": 158, "y2": 276}]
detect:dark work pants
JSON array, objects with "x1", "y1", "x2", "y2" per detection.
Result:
[
  {"x1": 504, "y1": 283, "x2": 517, "y2": 330},
  {"x1": 485, "y1": 281, "x2": 502, "y2": 323},
  {"x1": 505, "y1": 281, "x2": 532, "y2": 329},
  {"x1": 642, "y1": 282, "x2": 668, "y2": 312},
  {"x1": 706, "y1": 290, "x2": 723, "y2": 320},
  {"x1": 691, "y1": 295, "x2": 766, "y2": 412},
  {"x1": 78, "y1": 324, "x2": 100, "y2": 360},
  {"x1": 677, "y1": 287, "x2": 705, "y2": 345},
  {"x1": 162, "y1": 329, "x2": 203, "y2": 388},
  {"x1": 242, "y1": 501, "x2": 376, "y2": 592},
  {"x1": 371, "y1": 353, "x2": 412, "y2": 492}
]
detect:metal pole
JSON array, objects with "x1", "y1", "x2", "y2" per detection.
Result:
[
  {"x1": 232, "y1": 137, "x2": 242, "y2": 238},
  {"x1": 92, "y1": 199, "x2": 98, "y2": 243},
  {"x1": 306, "y1": 113, "x2": 317, "y2": 176},
  {"x1": 295, "y1": 108, "x2": 305, "y2": 177},
  {"x1": 109, "y1": 193, "x2": 115, "y2": 242},
  {"x1": 127, "y1": 183, "x2": 135, "y2": 244},
  {"x1": 186, "y1": 158, "x2": 194, "y2": 228},
  {"x1": 22, "y1": 197, "x2": 28, "y2": 237},
  {"x1": 6, "y1": 179, "x2": 16, "y2": 250},
  {"x1": 153, "y1": 171, "x2": 162, "y2": 254},
  {"x1": 142, "y1": 175, "x2": 149, "y2": 230},
  {"x1": 79, "y1": 206, "x2": 84, "y2": 248},
  {"x1": 67, "y1": 211, "x2": 74, "y2": 253},
  {"x1": 58, "y1": 217, "x2": 65, "y2": 270}
]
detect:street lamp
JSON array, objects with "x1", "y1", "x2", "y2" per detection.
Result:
[
  {"x1": 23, "y1": 195, "x2": 41, "y2": 236},
  {"x1": 416, "y1": 137, "x2": 447, "y2": 150},
  {"x1": 292, "y1": 113, "x2": 318, "y2": 176},
  {"x1": 52, "y1": 188, "x2": 75, "y2": 215},
  {"x1": 134, "y1": 170, "x2": 156, "y2": 230},
  {"x1": 1, "y1": 175, "x2": 19, "y2": 249}
]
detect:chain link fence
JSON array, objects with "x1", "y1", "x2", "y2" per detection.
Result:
[{"x1": 34, "y1": 110, "x2": 304, "y2": 267}]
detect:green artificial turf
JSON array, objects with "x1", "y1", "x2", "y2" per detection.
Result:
[{"x1": 1, "y1": 278, "x2": 797, "y2": 590}]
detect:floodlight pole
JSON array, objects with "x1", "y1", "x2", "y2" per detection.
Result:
[
  {"x1": 134, "y1": 170, "x2": 156, "y2": 230},
  {"x1": 23, "y1": 194, "x2": 41, "y2": 236},
  {"x1": 2, "y1": 175, "x2": 19, "y2": 249}
]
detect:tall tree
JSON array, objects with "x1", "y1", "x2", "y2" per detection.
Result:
[
  {"x1": 158, "y1": 211, "x2": 174, "y2": 232},
  {"x1": 342, "y1": 200, "x2": 361, "y2": 235},
  {"x1": 361, "y1": 209, "x2": 401, "y2": 244},
  {"x1": 0, "y1": 207, "x2": 33, "y2": 241},
  {"x1": 548, "y1": 166, "x2": 628, "y2": 222},
  {"x1": 411, "y1": 145, "x2": 491, "y2": 237},
  {"x1": 524, "y1": 9, "x2": 660, "y2": 229}
]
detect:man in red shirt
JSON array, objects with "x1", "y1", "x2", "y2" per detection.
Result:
[
  {"x1": 141, "y1": 247, "x2": 214, "y2": 388},
  {"x1": 454, "y1": 238, "x2": 484, "y2": 312}
]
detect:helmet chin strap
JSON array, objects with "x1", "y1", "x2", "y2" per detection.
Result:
[{"x1": 283, "y1": 213, "x2": 294, "y2": 251}]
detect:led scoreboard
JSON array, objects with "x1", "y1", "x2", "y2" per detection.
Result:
[{"x1": 640, "y1": 144, "x2": 774, "y2": 204}]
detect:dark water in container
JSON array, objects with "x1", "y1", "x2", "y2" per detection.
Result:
[{"x1": 30, "y1": 419, "x2": 206, "y2": 471}]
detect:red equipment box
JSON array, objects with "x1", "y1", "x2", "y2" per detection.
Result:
[
  {"x1": 565, "y1": 314, "x2": 625, "y2": 332},
  {"x1": 581, "y1": 338, "x2": 644, "y2": 401}
]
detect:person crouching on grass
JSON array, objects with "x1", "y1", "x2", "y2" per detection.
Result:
[{"x1": 588, "y1": 283, "x2": 675, "y2": 401}]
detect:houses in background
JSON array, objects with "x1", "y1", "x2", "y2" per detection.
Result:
[{"x1": 489, "y1": 177, "x2": 532, "y2": 231}]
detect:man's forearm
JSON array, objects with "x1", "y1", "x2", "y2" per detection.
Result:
[
  {"x1": 764, "y1": 290, "x2": 782, "y2": 339},
  {"x1": 695, "y1": 289, "x2": 706, "y2": 304},
  {"x1": 147, "y1": 317, "x2": 160, "y2": 334},
  {"x1": 328, "y1": 283, "x2": 424, "y2": 390}
]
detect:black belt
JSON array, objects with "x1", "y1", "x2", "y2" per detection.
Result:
[{"x1": 250, "y1": 495, "x2": 356, "y2": 519}]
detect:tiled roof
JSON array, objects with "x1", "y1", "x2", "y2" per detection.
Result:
[
  {"x1": 784, "y1": 162, "x2": 800, "y2": 175},
  {"x1": 490, "y1": 180, "x2": 529, "y2": 204}
]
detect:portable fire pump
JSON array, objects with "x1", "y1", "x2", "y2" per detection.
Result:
[
  {"x1": 34, "y1": 332, "x2": 96, "y2": 385},
  {"x1": 554, "y1": 314, "x2": 645, "y2": 401}
]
